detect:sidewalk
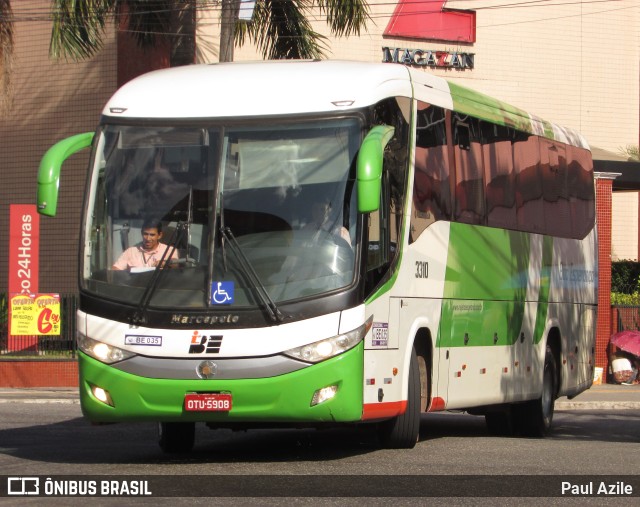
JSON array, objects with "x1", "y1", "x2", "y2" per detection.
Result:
[
  {"x1": 555, "y1": 383, "x2": 640, "y2": 410},
  {"x1": 0, "y1": 387, "x2": 79, "y2": 404},
  {"x1": 0, "y1": 383, "x2": 639, "y2": 409}
]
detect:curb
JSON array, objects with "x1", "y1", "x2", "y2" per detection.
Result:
[
  {"x1": 0, "y1": 389, "x2": 78, "y2": 404},
  {"x1": 0, "y1": 398, "x2": 80, "y2": 404},
  {"x1": 555, "y1": 401, "x2": 640, "y2": 410},
  {"x1": 0, "y1": 393, "x2": 639, "y2": 410}
]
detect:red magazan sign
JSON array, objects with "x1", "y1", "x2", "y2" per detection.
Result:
[
  {"x1": 9, "y1": 204, "x2": 40, "y2": 295},
  {"x1": 384, "y1": 0, "x2": 476, "y2": 43}
]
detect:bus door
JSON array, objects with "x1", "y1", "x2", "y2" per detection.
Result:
[{"x1": 389, "y1": 294, "x2": 449, "y2": 411}]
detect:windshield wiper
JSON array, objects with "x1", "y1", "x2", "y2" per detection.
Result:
[
  {"x1": 131, "y1": 222, "x2": 185, "y2": 324},
  {"x1": 218, "y1": 224, "x2": 285, "y2": 323}
]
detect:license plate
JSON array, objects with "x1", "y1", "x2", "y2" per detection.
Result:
[{"x1": 184, "y1": 393, "x2": 232, "y2": 412}]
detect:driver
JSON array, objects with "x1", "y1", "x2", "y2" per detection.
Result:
[
  {"x1": 303, "y1": 199, "x2": 351, "y2": 245},
  {"x1": 112, "y1": 220, "x2": 178, "y2": 270}
]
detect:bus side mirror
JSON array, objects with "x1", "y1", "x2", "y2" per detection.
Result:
[
  {"x1": 37, "y1": 132, "x2": 94, "y2": 217},
  {"x1": 356, "y1": 125, "x2": 395, "y2": 213}
]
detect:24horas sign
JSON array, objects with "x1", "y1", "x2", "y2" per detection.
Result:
[{"x1": 8, "y1": 204, "x2": 61, "y2": 336}]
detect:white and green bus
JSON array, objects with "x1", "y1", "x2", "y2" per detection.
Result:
[{"x1": 37, "y1": 61, "x2": 597, "y2": 451}]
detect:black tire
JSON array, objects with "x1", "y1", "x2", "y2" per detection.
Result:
[
  {"x1": 158, "y1": 422, "x2": 196, "y2": 453},
  {"x1": 378, "y1": 347, "x2": 421, "y2": 449},
  {"x1": 514, "y1": 345, "x2": 557, "y2": 437}
]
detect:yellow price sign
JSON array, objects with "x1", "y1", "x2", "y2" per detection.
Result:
[{"x1": 10, "y1": 293, "x2": 61, "y2": 336}]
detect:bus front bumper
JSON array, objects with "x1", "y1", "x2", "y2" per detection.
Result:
[{"x1": 78, "y1": 343, "x2": 364, "y2": 424}]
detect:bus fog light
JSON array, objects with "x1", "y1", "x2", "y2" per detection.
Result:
[
  {"x1": 90, "y1": 384, "x2": 114, "y2": 407},
  {"x1": 311, "y1": 385, "x2": 338, "y2": 406}
]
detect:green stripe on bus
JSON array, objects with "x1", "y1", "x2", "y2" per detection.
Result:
[
  {"x1": 439, "y1": 224, "x2": 531, "y2": 348},
  {"x1": 448, "y1": 81, "x2": 534, "y2": 134},
  {"x1": 532, "y1": 236, "x2": 553, "y2": 344}
]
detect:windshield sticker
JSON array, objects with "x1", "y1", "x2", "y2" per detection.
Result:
[
  {"x1": 372, "y1": 322, "x2": 389, "y2": 347},
  {"x1": 124, "y1": 335, "x2": 162, "y2": 346},
  {"x1": 210, "y1": 281, "x2": 234, "y2": 305}
]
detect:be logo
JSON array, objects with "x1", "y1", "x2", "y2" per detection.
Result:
[
  {"x1": 384, "y1": 0, "x2": 476, "y2": 43},
  {"x1": 188, "y1": 331, "x2": 223, "y2": 354}
]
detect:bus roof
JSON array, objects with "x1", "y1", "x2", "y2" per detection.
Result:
[
  {"x1": 103, "y1": 60, "x2": 415, "y2": 119},
  {"x1": 103, "y1": 60, "x2": 588, "y2": 149}
]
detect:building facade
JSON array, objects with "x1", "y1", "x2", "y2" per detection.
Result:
[
  {"x1": 200, "y1": 0, "x2": 640, "y2": 154},
  {"x1": 612, "y1": 191, "x2": 639, "y2": 262},
  {"x1": 0, "y1": 1, "x2": 117, "y2": 296}
]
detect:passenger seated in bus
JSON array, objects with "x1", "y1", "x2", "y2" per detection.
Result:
[
  {"x1": 112, "y1": 220, "x2": 179, "y2": 271},
  {"x1": 303, "y1": 199, "x2": 351, "y2": 245}
]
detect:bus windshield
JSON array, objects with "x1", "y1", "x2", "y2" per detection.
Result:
[{"x1": 81, "y1": 118, "x2": 361, "y2": 310}]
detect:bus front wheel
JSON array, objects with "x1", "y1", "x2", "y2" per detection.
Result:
[
  {"x1": 158, "y1": 422, "x2": 196, "y2": 453},
  {"x1": 377, "y1": 347, "x2": 421, "y2": 449}
]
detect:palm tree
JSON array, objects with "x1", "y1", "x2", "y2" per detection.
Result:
[
  {"x1": 49, "y1": 0, "x2": 370, "y2": 63},
  {"x1": 234, "y1": 0, "x2": 370, "y2": 61},
  {"x1": 0, "y1": 0, "x2": 13, "y2": 113},
  {"x1": 618, "y1": 145, "x2": 640, "y2": 162},
  {"x1": 49, "y1": 0, "x2": 193, "y2": 66}
]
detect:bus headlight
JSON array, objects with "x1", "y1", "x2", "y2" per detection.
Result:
[
  {"x1": 77, "y1": 334, "x2": 136, "y2": 364},
  {"x1": 283, "y1": 319, "x2": 371, "y2": 363}
]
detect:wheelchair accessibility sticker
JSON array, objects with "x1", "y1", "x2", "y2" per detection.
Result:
[{"x1": 210, "y1": 281, "x2": 234, "y2": 305}]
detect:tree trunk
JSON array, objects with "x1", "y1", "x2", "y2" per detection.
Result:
[
  {"x1": 170, "y1": 0, "x2": 196, "y2": 67},
  {"x1": 219, "y1": 0, "x2": 241, "y2": 63}
]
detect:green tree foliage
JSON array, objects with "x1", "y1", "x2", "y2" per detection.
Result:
[
  {"x1": 235, "y1": 0, "x2": 370, "y2": 60},
  {"x1": 49, "y1": 0, "x2": 370, "y2": 62},
  {"x1": 618, "y1": 145, "x2": 639, "y2": 161},
  {"x1": 49, "y1": 0, "x2": 178, "y2": 60},
  {"x1": 611, "y1": 260, "x2": 640, "y2": 305}
]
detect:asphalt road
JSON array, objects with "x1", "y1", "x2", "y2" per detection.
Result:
[
  {"x1": 0, "y1": 398, "x2": 638, "y2": 505},
  {"x1": 0, "y1": 383, "x2": 639, "y2": 504}
]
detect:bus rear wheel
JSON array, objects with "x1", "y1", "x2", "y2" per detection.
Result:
[
  {"x1": 158, "y1": 422, "x2": 196, "y2": 453},
  {"x1": 377, "y1": 347, "x2": 421, "y2": 449},
  {"x1": 514, "y1": 345, "x2": 557, "y2": 437}
]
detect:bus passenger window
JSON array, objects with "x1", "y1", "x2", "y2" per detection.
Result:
[
  {"x1": 541, "y1": 140, "x2": 570, "y2": 237},
  {"x1": 567, "y1": 146, "x2": 595, "y2": 239},
  {"x1": 454, "y1": 115, "x2": 484, "y2": 225},
  {"x1": 514, "y1": 135, "x2": 544, "y2": 234},
  {"x1": 482, "y1": 123, "x2": 517, "y2": 230}
]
